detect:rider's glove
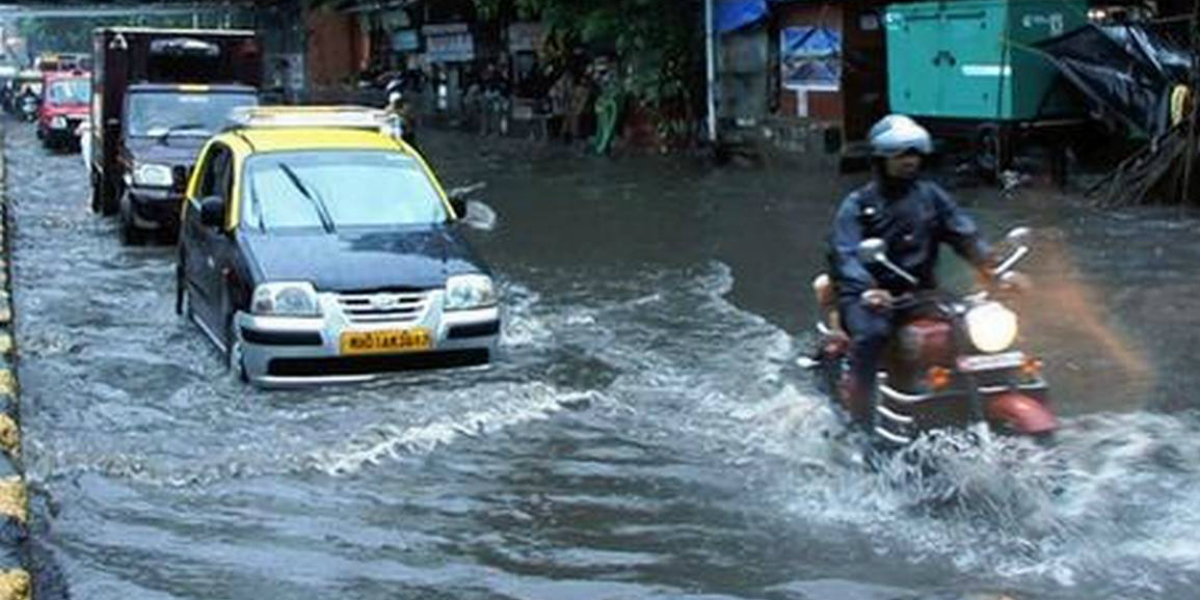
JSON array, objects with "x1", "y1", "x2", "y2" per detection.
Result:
[{"x1": 860, "y1": 289, "x2": 894, "y2": 311}]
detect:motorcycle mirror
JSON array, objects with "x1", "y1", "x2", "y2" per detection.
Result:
[
  {"x1": 857, "y1": 238, "x2": 887, "y2": 264},
  {"x1": 1005, "y1": 227, "x2": 1032, "y2": 247}
]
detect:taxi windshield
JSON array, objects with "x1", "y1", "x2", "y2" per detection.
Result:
[
  {"x1": 242, "y1": 151, "x2": 450, "y2": 232},
  {"x1": 46, "y1": 79, "x2": 90, "y2": 105},
  {"x1": 126, "y1": 91, "x2": 258, "y2": 138}
]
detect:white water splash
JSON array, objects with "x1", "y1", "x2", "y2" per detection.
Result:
[{"x1": 308, "y1": 382, "x2": 610, "y2": 476}]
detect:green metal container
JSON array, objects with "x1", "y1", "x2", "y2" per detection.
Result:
[{"x1": 885, "y1": 0, "x2": 1087, "y2": 121}]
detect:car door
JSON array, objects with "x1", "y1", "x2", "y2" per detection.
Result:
[{"x1": 182, "y1": 143, "x2": 234, "y2": 339}]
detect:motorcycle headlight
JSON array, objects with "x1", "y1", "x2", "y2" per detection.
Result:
[
  {"x1": 50, "y1": 116, "x2": 68, "y2": 129},
  {"x1": 252, "y1": 282, "x2": 322, "y2": 318},
  {"x1": 445, "y1": 274, "x2": 497, "y2": 311},
  {"x1": 132, "y1": 162, "x2": 173, "y2": 187},
  {"x1": 965, "y1": 302, "x2": 1019, "y2": 354}
]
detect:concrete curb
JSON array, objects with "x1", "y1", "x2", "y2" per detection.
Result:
[{"x1": 0, "y1": 124, "x2": 32, "y2": 600}]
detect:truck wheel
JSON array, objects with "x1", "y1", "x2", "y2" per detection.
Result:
[
  {"x1": 118, "y1": 192, "x2": 147, "y2": 246},
  {"x1": 101, "y1": 179, "x2": 120, "y2": 217},
  {"x1": 89, "y1": 173, "x2": 103, "y2": 214}
]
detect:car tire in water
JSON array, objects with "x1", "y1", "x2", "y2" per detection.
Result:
[
  {"x1": 118, "y1": 192, "x2": 148, "y2": 246},
  {"x1": 176, "y1": 269, "x2": 193, "y2": 320}
]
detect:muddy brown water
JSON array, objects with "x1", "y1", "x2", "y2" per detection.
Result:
[{"x1": 5, "y1": 120, "x2": 1200, "y2": 600}]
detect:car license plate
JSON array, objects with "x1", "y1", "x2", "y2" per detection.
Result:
[
  {"x1": 340, "y1": 329, "x2": 432, "y2": 356},
  {"x1": 958, "y1": 351, "x2": 1025, "y2": 373}
]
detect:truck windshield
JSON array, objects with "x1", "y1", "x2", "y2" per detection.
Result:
[
  {"x1": 242, "y1": 151, "x2": 450, "y2": 232},
  {"x1": 126, "y1": 91, "x2": 257, "y2": 138},
  {"x1": 46, "y1": 79, "x2": 90, "y2": 105}
]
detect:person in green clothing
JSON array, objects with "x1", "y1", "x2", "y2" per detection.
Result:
[{"x1": 592, "y1": 58, "x2": 622, "y2": 156}]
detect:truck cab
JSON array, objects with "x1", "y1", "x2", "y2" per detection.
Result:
[{"x1": 88, "y1": 27, "x2": 262, "y2": 245}]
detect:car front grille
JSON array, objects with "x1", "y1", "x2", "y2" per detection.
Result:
[{"x1": 335, "y1": 290, "x2": 433, "y2": 325}]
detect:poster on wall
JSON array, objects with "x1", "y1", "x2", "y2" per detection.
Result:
[
  {"x1": 508, "y1": 23, "x2": 547, "y2": 53},
  {"x1": 391, "y1": 30, "x2": 420, "y2": 53},
  {"x1": 781, "y1": 26, "x2": 842, "y2": 92},
  {"x1": 423, "y1": 23, "x2": 475, "y2": 63}
]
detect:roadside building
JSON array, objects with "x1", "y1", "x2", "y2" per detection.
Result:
[{"x1": 716, "y1": 0, "x2": 891, "y2": 162}]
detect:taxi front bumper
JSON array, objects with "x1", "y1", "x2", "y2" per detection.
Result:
[{"x1": 234, "y1": 291, "x2": 499, "y2": 388}]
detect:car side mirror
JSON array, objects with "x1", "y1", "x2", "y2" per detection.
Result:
[
  {"x1": 448, "y1": 194, "x2": 468, "y2": 220},
  {"x1": 199, "y1": 195, "x2": 225, "y2": 228},
  {"x1": 446, "y1": 182, "x2": 487, "y2": 220},
  {"x1": 857, "y1": 238, "x2": 887, "y2": 264}
]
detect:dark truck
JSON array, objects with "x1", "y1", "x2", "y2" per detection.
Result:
[{"x1": 89, "y1": 28, "x2": 262, "y2": 245}]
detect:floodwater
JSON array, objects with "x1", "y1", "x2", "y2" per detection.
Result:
[{"x1": 5, "y1": 119, "x2": 1200, "y2": 600}]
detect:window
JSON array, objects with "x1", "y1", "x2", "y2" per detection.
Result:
[
  {"x1": 46, "y1": 79, "x2": 90, "y2": 105},
  {"x1": 125, "y1": 91, "x2": 258, "y2": 138},
  {"x1": 241, "y1": 151, "x2": 450, "y2": 232},
  {"x1": 197, "y1": 145, "x2": 232, "y2": 201}
]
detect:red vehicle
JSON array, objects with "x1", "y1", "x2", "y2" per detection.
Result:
[{"x1": 38, "y1": 70, "x2": 91, "y2": 150}]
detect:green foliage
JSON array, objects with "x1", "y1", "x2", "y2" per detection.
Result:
[
  {"x1": 15, "y1": 10, "x2": 252, "y2": 57},
  {"x1": 475, "y1": 0, "x2": 704, "y2": 142}
]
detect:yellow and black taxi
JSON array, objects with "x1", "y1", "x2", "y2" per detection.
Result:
[{"x1": 175, "y1": 107, "x2": 500, "y2": 387}]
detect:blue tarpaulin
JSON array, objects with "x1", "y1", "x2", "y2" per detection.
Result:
[{"x1": 717, "y1": 0, "x2": 768, "y2": 34}]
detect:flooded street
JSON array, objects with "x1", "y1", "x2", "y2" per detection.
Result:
[{"x1": 5, "y1": 118, "x2": 1200, "y2": 600}]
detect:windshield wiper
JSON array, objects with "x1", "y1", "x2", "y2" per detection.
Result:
[
  {"x1": 156, "y1": 122, "x2": 210, "y2": 142},
  {"x1": 277, "y1": 163, "x2": 336, "y2": 234}
]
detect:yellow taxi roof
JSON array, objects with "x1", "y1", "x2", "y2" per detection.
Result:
[{"x1": 220, "y1": 127, "x2": 405, "y2": 154}]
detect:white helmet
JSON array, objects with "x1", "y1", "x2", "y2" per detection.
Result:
[
  {"x1": 868, "y1": 114, "x2": 933, "y2": 157},
  {"x1": 388, "y1": 91, "x2": 404, "y2": 107}
]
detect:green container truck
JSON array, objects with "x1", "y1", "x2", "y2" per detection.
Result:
[{"x1": 885, "y1": 0, "x2": 1087, "y2": 121}]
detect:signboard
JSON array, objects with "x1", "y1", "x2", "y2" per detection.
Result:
[
  {"x1": 391, "y1": 29, "x2": 420, "y2": 52},
  {"x1": 508, "y1": 23, "x2": 546, "y2": 53},
  {"x1": 423, "y1": 23, "x2": 474, "y2": 63},
  {"x1": 781, "y1": 26, "x2": 842, "y2": 91}
]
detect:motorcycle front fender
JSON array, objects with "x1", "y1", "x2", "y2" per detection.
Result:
[{"x1": 986, "y1": 392, "x2": 1058, "y2": 436}]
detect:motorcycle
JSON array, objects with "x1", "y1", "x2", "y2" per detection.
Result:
[{"x1": 805, "y1": 227, "x2": 1058, "y2": 447}]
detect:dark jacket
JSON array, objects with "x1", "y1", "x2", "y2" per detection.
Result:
[{"x1": 829, "y1": 179, "x2": 992, "y2": 301}]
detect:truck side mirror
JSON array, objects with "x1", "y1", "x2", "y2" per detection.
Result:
[{"x1": 199, "y1": 196, "x2": 225, "y2": 228}]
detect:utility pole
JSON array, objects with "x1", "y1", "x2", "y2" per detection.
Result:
[{"x1": 704, "y1": 0, "x2": 718, "y2": 144}]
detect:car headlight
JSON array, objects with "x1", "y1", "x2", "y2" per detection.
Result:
[
  {"x1": 50, "y1": 116, "x2": 68, "y2": 129},
  {"x1": 132, "y1": 162, "x2": 173, "y2": 187},
  {"x1": 445, "y1": 274, "x2": 497, "y2": 311},
  {"x1": 251, "y1": 282, "x2": 322, "y2": 317},
  {"x1": 965, "y1": 302, "x2": 1019, "y2": 354}
]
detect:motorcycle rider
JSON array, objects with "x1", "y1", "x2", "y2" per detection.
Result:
[
  {"x1": 828, "y1": 115, "x2": 1004, "y2": 428},
  {"x1": 18, "y1": 84, "x2": 39, "y2": 121}
]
